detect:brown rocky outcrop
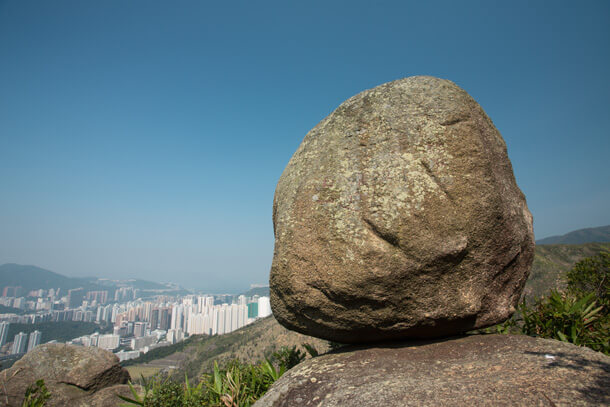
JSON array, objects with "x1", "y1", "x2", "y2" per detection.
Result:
[
  {"x1": 254, "y1": 334, "x2": 610, "y2": 406},
  {"x1": 0, "y1": 343, "x2": 133, "y2": 406},
  {"x1": 270, "y1": 76, "x2": 534, "y2": 343}
]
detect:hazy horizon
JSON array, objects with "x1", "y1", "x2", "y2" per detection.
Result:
[{"x1": 1, "y1": 1, "x2": 609, "y2": 292}]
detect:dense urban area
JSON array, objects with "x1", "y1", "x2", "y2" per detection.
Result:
[{"x1": 0, "y1": 284, "x2": 272, "y2": 365}]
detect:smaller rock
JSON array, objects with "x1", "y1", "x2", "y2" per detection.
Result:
[
  {"x1": 85, "y1": 384, "x2": 144, "y2": 407},
  {"x1": 0, "y1": 344, "x2": 130, "y2": 406}
]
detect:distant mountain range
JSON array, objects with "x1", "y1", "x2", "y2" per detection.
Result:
[
  {"x1": 241, "y1": 286, "x2": 270, "y2": 297},
  {"x1": 0, "y1": 264, "x2": 90, "y2": 293},
  {"x1": 0, "y1": 263, "x2": 177, "y2": 295},
  {"x1": 536, "y1": 225, "x2": 610, "y2": 245}
]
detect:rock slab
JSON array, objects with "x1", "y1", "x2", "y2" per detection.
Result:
[
  {"x1": 254, "y1": 334, "x2": 610, "y2": 407},
  {"x1": 270, "y1": 76, "x2": 534, "y2": 342},
  {"x1": 0, "y1": 343, "x2": 131, "y2": 406}
]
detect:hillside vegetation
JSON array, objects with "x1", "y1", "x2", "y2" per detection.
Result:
[
  {"x1": 0, "y1": 264, "x2": 91, "y2": 293},
  {"x1": 124, "y1": 316, "x2": 329, "y2": 381},
  {"x1": 6, "y1": 321, "x2": 108, "y2": 344},
  {"x1": 536, "y1": 225, "x2": 610, "y2": 245},
  {"x1": 524, "y1": 242, "x2": 610, "y2": 299}
]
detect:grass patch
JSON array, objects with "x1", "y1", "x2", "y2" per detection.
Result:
[{"x1": 125, "y1": 365, "x2": 162, "y2": 379}]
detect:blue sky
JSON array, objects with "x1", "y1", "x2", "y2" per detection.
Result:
[{"x1": 1, "y1": 1, "x2": 609, "y2": 292}]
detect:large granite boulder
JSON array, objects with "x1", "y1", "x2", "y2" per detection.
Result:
[
  {"x1": 254, "y1": 334, "x2": 610, "y2": 406},
  {"x1": 271, "y1": 76, "x2": 534, "y2": 343},
  {"x1": 0, "y1": 343, "x2": 131, "y2": 406}
]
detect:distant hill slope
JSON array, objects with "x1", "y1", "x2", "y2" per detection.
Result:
[
  {"x1": 0, "y1": 263, "x2": 90, "y2": 293},
  {"x1": 125, "y1": 316, "x2": 329, "y2": 380},
  {"x1": 241, "y1": 286, "x2": 270, "y2": 297},
  {"x1": 0, "y1": 263, "x2": 173, "y2": 294},
  {"x1": 524, "y1": 242, "x2": 610, "y2": 299},
  {"x1": 536, "y1": 225, "x2": 610, "y2": 245}
]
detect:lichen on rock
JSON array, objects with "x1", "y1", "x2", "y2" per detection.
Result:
[{"x1": 270, "y1": 76, "x2": 535, "y2": 343}]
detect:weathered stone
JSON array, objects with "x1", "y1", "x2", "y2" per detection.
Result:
[
  {"x1": 84, "y1": 384, "x2": 144, "y2": 407},
  {"x1": 270, "y1": 76, "x2": 534, "y2": 342},
  {"x1": 0, "y1": 343, "x2": 130, "y2": 406},
  {"x1": 254, "y1": 334, "x2": 610, "y2": 406}
]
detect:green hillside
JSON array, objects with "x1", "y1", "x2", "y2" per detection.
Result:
[
  {"x1": 5, "y1": 321, "x2": 106, "y2": 344},
  {"x1": 241, "y1": 286, "x2": 270, "y2": 297},
  {"x1": 0, "y1": 305, "x2": 25, "y2": 315},
  {"x1": 0, "y1": 264, "x2": 91, "y2": 292},
  {"x1": 536, "y1": 225, "x2": 610, "y2": 245},
  {"x1": 524, "y1": 242, "x2": 610, "y2": 299},
  {"x1": 124, "y1": 316, "x2": 329, "y2": 381},
  {"x1": 0, "y1": 263, "x2": 174, "y2": 295}
]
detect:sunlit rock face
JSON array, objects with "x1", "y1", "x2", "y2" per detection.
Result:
[
  {"x1": 270, "y1": 76, "x2": 534, "y2": 343},
  {"x1": 254, "y1": 335, "x2": 609, "y2": 406},
  {"x1": 0, "y1": 343, "x2": 131, "y2": 406}
]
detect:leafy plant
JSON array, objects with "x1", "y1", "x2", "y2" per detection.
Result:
[
  {"x1": 259, "y1": 358, "x2": 285, "y2": 382},
  {"x1": 21, "y1": 379, "x2": 50, "y2": 407},
  {"x1": 119, "y1": 354, "x2": 296, "y2": 407},
  {"x1": 117, "y1": 378, "x2": 147, "y2": 406},
  {"x1": 302, "y1": 343, "x2": 319, "y2": 358},
  {"x1": 481, "y1": 252, "x2": 609, "y2": 355},
  {"x1": 271, "y1": 346, "x2": 305, "y2": 369},
  {"x1": 518, "y1": 291, "x2": 608, "y2": 354},
  {"x1": 566, "y1": 251, "x2": 609, "y2": 302}
]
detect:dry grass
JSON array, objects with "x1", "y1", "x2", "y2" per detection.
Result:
[{"x1": 125, "y1": 365, "x2": 162, "y2": 379}]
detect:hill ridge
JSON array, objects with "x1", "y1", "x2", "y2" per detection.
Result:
[{"x1": 536, "y1": 225, "x2": 610, "y2": 245}]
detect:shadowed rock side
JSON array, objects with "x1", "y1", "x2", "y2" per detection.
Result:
[
  {"x1": 0, "y1": 343, "x2": 133, "y2": 406},
  {"x1": 254, "y1": 334, "x2": 610, "y2": 407},
  {"x1": 270, "y1": 76, "x2": 534, "y2": 343}
]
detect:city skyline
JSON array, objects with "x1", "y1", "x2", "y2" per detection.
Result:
[
  {"x1": 0, "y1": 279, "x2": 274, "y2": 361},
  {"x1": 1, "y1": 1, "x2": 609, "y2": 290}
]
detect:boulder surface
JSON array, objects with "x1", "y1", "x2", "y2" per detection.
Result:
[
  {"x1": 0, "y1": 343, "x2": 130, "y2": 406},
  {"x1": 254, "y1": 334, "x2": 610, "y2": 406},
  {"x1": 271, "y1": 76, "x2": 534, "y2": 342}
]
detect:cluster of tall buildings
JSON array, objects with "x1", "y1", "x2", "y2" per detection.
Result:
[
  {"x1": 173, "y1": 295, "x2": 272, "y2": 336},
  {"x1": 0, "y1": 282, "x2": 274, "y2": 360},
  {"x1": 77, "y1": 332, "x2": 120, "y2": 350},
  {"x1": 1, "y1": 286, "x2": 24, "y2": 298},
  {"x1": 0, "y1": 286, "x2": 142, "y2": 323},
  {"x1": 109, "y1": 295, "x2": 272, "y2": 337},
  {"x1": 0, "y1": 324, "x2": 42, "y2": 355}
]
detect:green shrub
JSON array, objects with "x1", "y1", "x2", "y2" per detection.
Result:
[
  {"x1": 21, "y1": 379, "x2": 50, "y2": 407},
  {"x1": 271, "y1": 346, "x2": 305, "y2": 370},
  {"x1": 118, "y1": 345, "x2": 319, "y2": 407},
  {"x1": 518, "y1": 291, "x2": 608, "y2": 354},
  {"x1": 566, "y1": 251, "x2": 609, "y2": 303},
  {"x1": 118, "y1": 375, "x2": 207, "y2": 407},
  {"x1": 492, "y1": 252, "x2": 610, "y2": 355}
]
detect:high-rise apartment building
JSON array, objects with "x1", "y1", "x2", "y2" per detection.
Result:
[
  {"x1": 97, "y1": 334, "x2": 120, "y2": 350},
  {"x1": 159, "y1": 308, "x2": 170, "y2": 330},
  {"x1": 0, "y1": 321, "x2": 9, "y2": 347},
  {"x1": 247, "y1": 302, "x2": 258, "y2": 319},
  {"x1": 27, "y1": 330, "x2": 42, "y2": 352},
  {"x1": 11, "y1": 332, "x2": 28, "y2": 354},
  {"x1": 12, "y1": 297, "x2": 25, "y2": 309},
  {"x1": 150, "y1": 309, "x2": 159, "y2": 330},
  {"x1": 171, "y1": 305, "x2": 184, "y2": 331},
  {"x1": 258, "y1": 296, "x2": 271, "y2": 318},
  {"x1": 67, "y1": 288, "x2": 85, "y2": 309},
  {"x1": 134, "y1": 322, "x2": 147, "y2": 338}
]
